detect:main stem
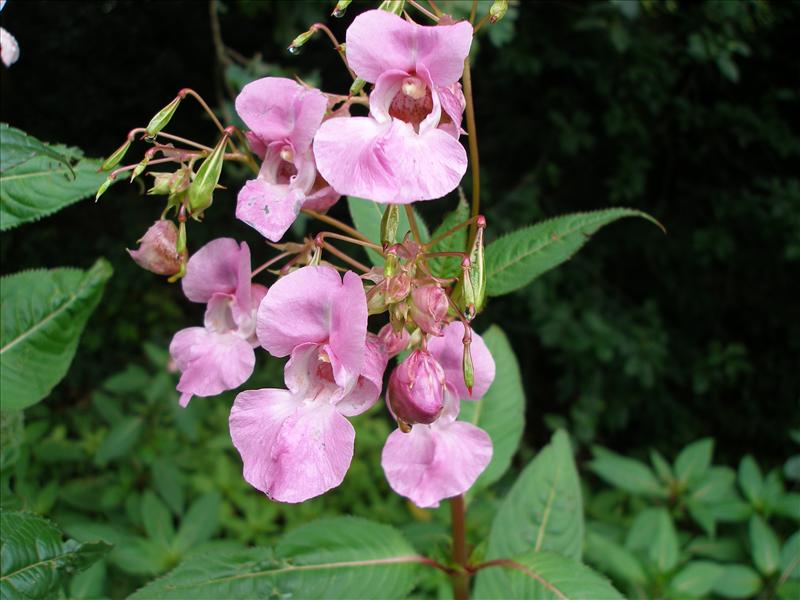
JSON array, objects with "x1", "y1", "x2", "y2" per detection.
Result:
[
  {"x1": 450, "y1": 495, "x2": 469, "y2": 600},
  {"x1": 461, "y1": 57, "x2": 481, "y2": 248}
]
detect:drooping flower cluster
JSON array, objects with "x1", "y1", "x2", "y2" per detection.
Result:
[{"x1": 121, "y1": 9, "x2": 495, "y2": 508}]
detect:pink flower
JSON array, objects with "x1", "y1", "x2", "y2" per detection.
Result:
[
  {"x1": 230, "y1": 266, "x2": 388, "y2": 502},
  {"x1": 169, "y1": 239, "x2": 266, "y2": 407},
  {"x1": 314, "y1": 10, "x2": 472, "y2": 204},
  {"x1": 127, "y1": 220, "x2": 181, "y2": 276},
  {"x1": 378, "y1": 323, "x2": 409, "y2": 358},
  {"x1": 381, "y1": 322, "x2": 495, "y2": 507},
  {"x1": 235, "y1": 78, "x2": 339, "y2": 242},
  {"x1": 387, "y1": 349, "x2": 446, "y2": 426},
  {"x1": 409, "y1": 284, "x2": 448, "y2": 336}
]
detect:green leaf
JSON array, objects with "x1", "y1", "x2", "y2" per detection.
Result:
[
  {"x1": 0, "y1": 259, "x2": 113, "y2": 411},
  {"x1": 94, "y1": 416, "x2": 143, "y2": 465},
  {"x1": 0, "y1": 125, "x2": 108, "y2": 231},
  {"x1": 346, "y1": 197, "x2": 429, "y2": 265},
  {"x1": 675, "y1": 438, "x2": 714, "y2": 488},
  {"x1": 69, "y1": 559, "x2": 106, "y2": 600},
  {"x1": 781, "y1": 531, "x2": 800, "y2": 580},
  {"x1": 739, "y1": 455, "x2": 763, "y2": 504},
  {"x1": 650, "y1": 448, "x2": 674, "y2": 483},
  {"x1": 172, "y1": 492, "x2": 221, "y2": 555},
  {"x1": 687, "y1": 499, "x2": 717, "y2": 537},
  {"x1": 473, "y1": 551, "x2": 624, "y2": 600},
  {"x1": 485, "y1": 208, "x2": 662, "y2": 296},
  {"x1": 670, "y1": 560, "x2": 724, "y2": 597},
  {"x1": 749, "y1": 514, "x2": 781, "y2": 575},
  {"x1": 706, "y1": 499, "x2": 752, "y2": 522},
  {"x1": 485, "y1": 430, "x2": 584, "y2": 563},
  {"x1": 590, "y1": 446, "x2": 666, "y2": 497},
  {"x1": 459, "y1": 325, "x2": 525, "y2": 493},
  {"x1": 584, "y1": 529, "x2": 647, "y2": 585},
  {"x1": 626, "y1": 508, "x2": 678, "y2": 572},
  {"x1": 112, "y1": 536, "x2": 170, "y2": 576},
  {"x1": 686, "y1": 536, "x2": 745, "y2": 562},
  {"x1": 142, "y1": 491, "x2": 175, "y2": 548},
  {"x1": 690, "y1": 466, "x2": 737, "y2": 503},
  {"x1": 428, "y1": 195, "x2": 470, "y2": 278},
  {"x1": 130, "y1": 517, "x2": 421, "y2": 599},
  {"x1": 0, "y1": 510, "x2": 111, "y2": 600},
  {"x1": 711, "y1": 564, "x2": 762, "y2": 598},
  {"x1": 152, "y1": 459, "x2": 185, "y2": 516},
  {"x1": 777, "y1": 579, "x2": 800, "y2": 600}
]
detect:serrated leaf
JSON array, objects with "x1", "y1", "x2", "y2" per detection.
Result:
[
  {"x1": 670, "y1": 560, "x2": 724, "y2": 597},
  {"x1": 346, "y1": 197, "x2": 429, "y2": 265},
  {"x1": 0, "y1": 510, "x2": 111, "y2": 600},
  {"x1": 781, "y1": 531, "x2": 800, "y2": 580},
  {"x1": 131, "y1": 517, "x2": 421, "y2": 599},
  {"x1": 584, "y1": 529, "x2": 647, "y2": 585},
  {"x1": 739, "y1": 455, "x2": 763, "y2": 504},
  {"x1": 94, "y1": 416, "x2": 143, "y2": 465},
  {"x1": 712, "y1": 564, "x2": 762, "y2": 598},
  {"x1": 459, "y1": 325, "x2": 524, "y2": 493},
  {"x1": 172, "y1": 492, "x2": 220, "y2": 554},
  {"x1": 590, "y1": 446, "x2": 666, "y2": 497},
  {"x1": 1, "y1": 259, "x2": 113, "y2": 411},
  {"x1": 428, "y1": 196, "x2": 470, "y2": 278},
  {"x1": 0, "y1": 125, "x2": 108, "y2": 231},
  {"x1": 675, "y1": 438, "x2": 714, "y2": 488},
  {"x1": 749, "y1": 514, "x2": 781, "y2": 575},
  {"x1": 485, "y1": 208, "x2": 662, "y2": 296},
  {"x1": 473, "y1": 551, "x2": 624, "y2": 599},
  {"x1": 485, "y1": 430, "x2": 583, "y2": 563}
]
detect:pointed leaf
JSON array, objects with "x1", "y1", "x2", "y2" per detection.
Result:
[
  {"x1": 781, "y1": 531, "x2": 800, "y2": 581},
  {"x1": 141, "y1": 491, "x2": 175, "y2": 547},
  {"x1": 474, "y1": 551, "x2": 624, "y2": 599},
  {"x1": 485, "y1": 208, "x2": 662, "y2": 296},
  {"x1": 750, "y1": 514, "x2": 781, "y2": 575},
  {"x1": 626, "y1": 508, "x2": 678, "y2": 572},
  {"x1": 712, "y1": 564, "x2": 762, "y2": 598},
  {"x1": 675, "y1": 438, "x2": 714, "y2": 488},
  {"x1": 590, "y1": 446, "x2": 666, "y2": 497},
  {"x1": 584, "y1": 529, "x2": 647, "y2": 585},
  {"x1": 94, "y1": 416, "x2": 143, "y2": 465},
  {"x1": 670, "y1": 561, "x2": 724, "y2": 597},
  {"x1": 485, "y1": 430, "x2": 583, "y2": 563},
  {"x1": 459, "y1": 325, "x2": 525, "y2": 493},
  {"x1": 347, "y1": 197, "x2": 429, "y2": 265},
  {"x1": 172, "y1": 492, "x2": 221, "y2": 554},
  {"x1": 739, "y1": 455, "x2": 763, "y2": 504},
  {"x1": 1, "y1": 259, "x2": 113, "y2": 411}
]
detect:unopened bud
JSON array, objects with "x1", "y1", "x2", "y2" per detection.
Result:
[
  {"x1": 187, "y1": 133, "x2": 228, "y2": 216},
  {"x1": 379, "y1": 0, "x2": 404, "y2": 16},
  {"x1": 387, "y1": 273, "x2": 412, "y2": 304},
  {"x1": 387, "y1": 350, "x2": 446, "y2": 427},
  {"x1": 409, "y1": 284, "x2": 448, "y2": 336},
  {"x1": 289, "y1": 27, "x2": 316, "y2": 54},
  {"x1": 452, "y1": 217, "x2": 487, "y2": 316},
  {"x1": 378, "y1": 323, "x2": 410, "y2": 358},
  {"x1": 145, "y1": 96, "x2": 182, "y2": 137},
  {"x1": 127, "y1": 220, "x2": 181, "y2": 276},
  {"x1": 130, "y1": 156, "x2": 149, "y2": 182},
  {"x1": 380, "y1": 204, "x2": 401, "y2": 247},
  {"x1": 95, "y1": 175, "x2": 115, "y2": 202},
  {"x1": 367, "y1": 283, "x2": 389, "y2": 315},
  {"x1": 332, "y1": 0, "x2": 352, "y2": 17},
  {"x1": 489, "y1": 0, "x2": 509, "y2": 23},
  {"x1": 101, "y1": 139, "x2": 131, "y2": 171},
  {"x1": 349, "y1": 78, "x2": 366, "y2": 96},
  {"x1": 147, "y1": 172, "x2": 173, "y2": 195}
]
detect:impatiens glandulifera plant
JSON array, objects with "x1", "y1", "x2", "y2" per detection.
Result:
[{"x1": 95, "y1": 1, "x2": 663, "y2": 598}]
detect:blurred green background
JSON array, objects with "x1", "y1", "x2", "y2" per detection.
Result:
[{"x1": 1, "y1": 1, "x2": 798, "y2": 597}]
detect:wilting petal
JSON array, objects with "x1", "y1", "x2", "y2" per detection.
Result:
[
  {"x1": 257, "y1": 266, "x2": 342, "y2": 356},
  {"x1": 336, "y1": 333, "x2": 388, "y2": 417},
  {"x1": 346, "y1": 10, "x2": 472, "y2": 87},
  {"x1": 170, "y1": 327, "x2": 255, "y2": 407},
  {"x1": 235, "y1": 77, "x2": 327, "y2": 153},
  {"x1": 428, "y1": 321, "x2": 495, "y2": 400},
  {"x1": 314, "y1": 118, "x2": 467, "y2": 204},
  {"x1": 327, "y1": 271, "x2": 368, "y2": 389},
  {"x1": 381, "y1": 421, "x2": 492, "y2": 508},
  {"x1": 236, "y1": 178, "x2": 305, "y2": 243},
  {"x1": 182, "y1": 238, "x2": 243, "y2": 302}
]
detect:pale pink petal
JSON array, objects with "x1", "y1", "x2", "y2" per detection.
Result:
[
  {"x1": 327, "y1": 271, "x2": 368, "y2": 389},
  {"x1": 169, "y1": 327, "x2": 255, "y2": 406},
  {"x1": 229, "y1": 388, "x2": 300, "y2": 494},
  {"x1": 381, "y1": 421, "x2": 492, "y2": 508},
  {"x1": 302, "y1": 184, "x2": 340, "y2": 213},
  {"x1": 1, "y1": 27, "x2": 19, "y2": 68},
  {"x1": 438, "y1": 82, "x2": 466, "y2": 138},
  {"x1": 336, "y1": 333, "x2": 388, "y2": 417},
  {"x1": 246, "y1": 131, "x2": 267, "y2": 160},
  {"x1": 236, "y1": 178, "x2": 305, "y2": 243},
  {"x1": 369, "y1": 69, "x2": 410, "y2": 124},
  {"x1": 346, "y1": 10, "x2": 472, "y2": 86},
  {"x1": 314, "y1": 117, "x2": 467, "y2": 204},
  {"x1": 234, "y1": 241, "x2": 253, "y2": 311},
  {"x1": 235, "y1": 77, "x2": 327, "y2": 153},
  {"x1": 204, "y1": 293, "x2": 236, "y2": 334},
  {"x1": 283, "y1": 343, "x2": 329, "y2": 396},
  {"x1": 182, "y1": 238, "x2": 243, "y2": 303},
  {"x1": 268, "y1": 403, "x2": 355, "y2": 503},
  {"x1": 428, "y1": 322, "x2": 495, "y2": 400},
  {"x1": 256, "y1": 266, "x2": 341, "y2": 356}
]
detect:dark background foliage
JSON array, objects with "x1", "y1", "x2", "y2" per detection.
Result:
[{"x1": 2, "y1": 0, "x2": 798, "y2": 486}]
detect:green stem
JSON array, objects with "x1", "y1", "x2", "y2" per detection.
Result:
[{"x1": 462, "y1": 57, "x2": 481, "y2": 249}]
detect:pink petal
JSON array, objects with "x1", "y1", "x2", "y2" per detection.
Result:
[
  {"x1": 381, "y1": 421, "x2": 492, "y2": 508},
  {"x1": 283, "y1": 343, "x2": 328, "y2": 396},
  {"x1": 182, "y1": 238, "x2": 243, "y2": 303},
  {"x1": 301, "y1": 184, "x2": 340, "y2": 213},
  {"x1": 0, "y1": 27, "x2": 19, "y2": 68},
  {"x1": 256, "y1": 266, "x2": 342, "y2": 356},
  {"x1": 438, "y1": 82, "x2": 466, "y2": 137},
  {"x1": 236, "y1": 178, "x2": 305, "y2": 243},
  {"x1": 336, "y1": 333, "x2": 388, "y2": 417},
  {"x1": 428, "y1": 322, "x2": 495, "y2": 400},
  {"x1": 314, "y1": 117, "x2": 467, "y2": 204},
  {"x1": 231, "y1": 390, "x2": 355, "y2": 504},
  {"x1": 169, "y1": 327, "x2": 255, "y2": 406},
  {"x1": 235, "y1": 77, "x2": 327, "y2": 154},
  {"x1": 346, "y1": 10, "x2": 472, "y2": 87},
  {"x1": 327, "y1": 271, "x2": 368, "y2": 389}
]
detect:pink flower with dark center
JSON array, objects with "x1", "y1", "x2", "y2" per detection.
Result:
[
  {"x1": 236, "y1": 78, "x2": 339, "y2": 242},
  {"x1": 381, "y1": 322, "x2": 495, "y2": 507},
  {"x1": 314, "y1": 10, "x2": 472, "y2": 204},
  {"x1": 169, "y1": 239, "x2": 266, "y2": 407},
  {"x1": 230, "y1": 266, "x2": 388, "y2": 502}
]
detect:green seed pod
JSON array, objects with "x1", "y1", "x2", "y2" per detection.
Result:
[
  {"x1": 95, "y1": 175, "x2": 115, "y2": 202},
  {"x1": 489, "y1": 0, "x2": 509, "y2": 23},
  {"x1": 187, "y1": 134, "x2": 228, "y2": 216},
  {"x1": 349, "y1": 78, "x2": 366, "y2": 96},
  {"x1": 332, "y1": 0, "x2": 352, "y2": 17},
  {"x1": 379, "y1": 0, "x2": 404, "y2": 16},
  {"x1": 289, "y1": 27, "x2": 317, "y2": 53},
  {"x1": 452, "y1": 217, "x2": 487, "y2": 316},
  {"x1": 101, "y1": 139, "x2": 131, "y2": 171},
  {"x1": 380, "y1": 204, "x2": 401, "y2": 246},
  {"x1": 463, "y1": 339, "x2": 475, "y2": 394},
  {"x1": 145, "y1": 96, "x2": 182, "y2": 138}
]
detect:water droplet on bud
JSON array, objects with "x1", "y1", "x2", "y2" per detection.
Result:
[
  {"x1": 287, "y1": 45, "x2": 301, "y2": 56},
  {"x1": 332, "y1": 8, "x2": 345, "y2": 17}
]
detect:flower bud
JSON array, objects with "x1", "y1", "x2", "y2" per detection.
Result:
[
  {"x1": 452, "y1": 216, "x2": 487, "y2": 317},
  {"x1": 349, "y1": 78, "x2": 366, "y2": 96},
  {"x1": 188, "y1": 133, "x2": 228, "y2": 216},
  {"x1": 380, "y1": 204, "x2": 401, "y2": 246},
  {"x1": 145, "y1": 95, "x2": 182, "y2": 137},
  {"x1": 378, "y1": 323, "x2": 410, "y2": 358},
  {"x1": 387, "y1": 350, "x2": 446, "y2": 427},
  {"x1": 332, "y1": 0, "x2": 352, "y2": 17},
  {"x1": 288, "y1": 27, "x2": 317, "y2": 54},
  {"x1": 387, "y1": 273, "x2": 412, "y2": 304},
  {"x1": 410, "y1": 285, "x2": 448, "y2": 336},
  {"x1": 101, "y1": 139, "x2": 131, "y2": 172},
  {"x1": 127, "y1": 220, "x2": 181, "y2": 276},
  {"x1": 489, "y1": 0, "x2": 509, "y2": 23},
  {"x1": 367, "y1": 283, "x2": 389, "y2": 315}
]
